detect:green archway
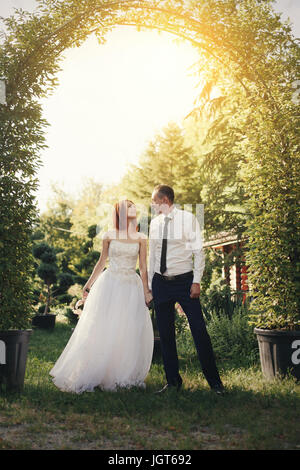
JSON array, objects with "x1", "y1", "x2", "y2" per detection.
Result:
[{"x1": 0, "y1": 0, "x2": 299, "y2": 330}]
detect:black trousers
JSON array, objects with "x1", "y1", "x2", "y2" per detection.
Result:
[{"x1": 152, "y1": 272, "x2": 222, "y2": 388}]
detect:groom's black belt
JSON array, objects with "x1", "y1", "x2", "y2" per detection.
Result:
[{"x1": 154, "y1": 271, "x2": 193, "y2": 281}]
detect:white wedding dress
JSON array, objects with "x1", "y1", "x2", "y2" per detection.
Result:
[{"x1": 50, "y1": 240, "x2": 154, "y2": 393}]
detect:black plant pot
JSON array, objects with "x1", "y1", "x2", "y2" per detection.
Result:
[
  {"x1": 254, "y1": 328, "x2": 300, "y2": 381},
  {"x1": 32, "y1": 313, "x2": 56, "y2": 330},
  {"x1": 0, "y1": 330, "x2": 32, "y2": 392}
]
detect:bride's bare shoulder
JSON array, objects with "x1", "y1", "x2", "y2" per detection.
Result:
[{"x1": 101, "y1": 229, "x2": 116, "y2": 241}]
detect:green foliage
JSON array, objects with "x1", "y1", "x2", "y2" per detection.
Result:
[
  {"x1": 68, "y1": 179, "x2": 104, "y2": 244},
  {"x1": 88, "y1": 224, "x2": 97, "y2": 240},
  {"x1": 32, "y1": 243, "x2": 52, "y2": 260},
  {"x1": 206, "y1": 305, "x2": 259, "y2": 364},
  {"x1": 120, "y1": 121, "x2": 201, "y2": 206},
  {"x1": 0, "y1": 0, "x2": 299, "y2": 333},
  {"x1": 31, "y1": 229, "x2": 45, "y2": 241},
  {"x1": 33, "y1": 242, "x2": 58, "y2": 315},
  {"x1": 201, "y1": 279, "x2": 238, "y2": 320},
  {"x1": 31, "y1": 190, "x2": 102, "y2": 310},
  {"x1": 174, "y1": 307, "x2": 188, "y2": 336},
  {"x1": 183, "y1": 97, "x2": 250, "y2": 237},
  {"x1": 182, "y1": 0, "x2": 300, "y2": 329},
  {"x1": 1, "y1": 321, "x2": 298, "y2": 449},
  {"x1": 75, "y1": 250, "x2": 100, "y2": 273},
  {"x1": 176, "y1": 302, "x2": 259, "y2": 365},
  {"x1": 56, "y1": 293, "x2": 73, "y2": 305},
  {"x1": 40, "y1": 250, "x2": 57, "y2": 264},
  {"x1": 72, "y1": 274, "x2": 88, "y2": 285},
  {"x1": 57, "y1": 272, "x2": 74, "y2": 292},
  {"x1": 38, "y1": 304, "x2": 51, "y2": 314},
  {"x1": 64, "y1": 306, "x2": 79, "y2": 325},
  {"x1": 0, "y1": 175, "x2": 37, "y2": 330},
  {"x1": 37, "y1": 263, "x2": 58, "y2": 285}
]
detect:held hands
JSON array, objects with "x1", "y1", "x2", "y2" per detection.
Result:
[
  {"x1": 144, "y1": 290, "x2": 153, "y2": 307},
  {"x1": 190, "y1": 283, "x2": 201, "y2": 299}
]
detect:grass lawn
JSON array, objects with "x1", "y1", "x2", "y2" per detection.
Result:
[{"x1": 0, "y1": 318, "x2": 299, "y2": 450}]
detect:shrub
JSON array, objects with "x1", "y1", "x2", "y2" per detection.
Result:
[
  {"x1": 201, "y1": 278, "x2": 243, "y2": 320},
  {"x1": 38, "y1": 304, "x2": 50, "y2": 314},
  {"x1": 64, "y1": 307, "x2": 78, "y2": 325},
  {"x1": 56, "y1": 294, "x2": 73, "y2": 305},
  {"x1": 206, "y1": 305, "x2": 259, "y2": 364},
  {"x1": 33, "y1": 243, "x2": 58, "y2": 315},
  {"x1": 176, "y1": 302, "x2": 258, "y2": 365}
]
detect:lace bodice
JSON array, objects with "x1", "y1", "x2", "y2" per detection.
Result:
[{"x1": 106, "y1": 240, "x2": 140, "y2": 280}]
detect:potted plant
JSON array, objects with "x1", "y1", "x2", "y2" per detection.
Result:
[
  {"x1": 251, "y1": 291, "x2": 300, "y2": 381},
  {"x1": 246, "y1": 159, "x2": 300, "y2": 381},
  {"x1": 31, "y1": 242, "x2": 58, "y2": 330},
  {"x1": 0, "y1": 176, "x2": 34, "y2": 392}
]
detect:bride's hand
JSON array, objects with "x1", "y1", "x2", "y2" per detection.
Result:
[
  {"x1": 145, "y1": 290, "x2": 153, "y2": 306},
  {"x1": 82, "y1": 285, "x2": 90, "y2": 300}
]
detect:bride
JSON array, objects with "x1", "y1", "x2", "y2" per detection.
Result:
[{"x1": 50, "y1": 199, "x2": 154, "y2": 393}]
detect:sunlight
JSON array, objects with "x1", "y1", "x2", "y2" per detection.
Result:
[{"x1": 37, "y1": 26, "x2": 200, "y2": 213}]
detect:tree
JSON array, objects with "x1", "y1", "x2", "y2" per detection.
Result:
[
  {"x1": 35, "y1": 185, "x2": 103, "y2": 298},
  {"x1": 32, "y1": 242, "x2": 58, "y2": 315},
  {"x1": 183, "y1": 81, "x2": 250, "y2": 238},
  {"x1": 120, "y1": 121, "x2": 201, "y2": 206},
  {"x1": 37, "y1": 183, "x2": 86, "y2": 280},
  {"x1": 69, "y1": 177, "x2": 104, "y2": 241}
]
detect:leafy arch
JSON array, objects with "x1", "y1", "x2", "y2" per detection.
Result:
[{"x1": 0, "y1": 0, "x2": 299, "y2": 329}]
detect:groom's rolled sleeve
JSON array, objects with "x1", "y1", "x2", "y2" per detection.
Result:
[{"x1": 188, "y1": 214, "x2": 205, "y2": 284}]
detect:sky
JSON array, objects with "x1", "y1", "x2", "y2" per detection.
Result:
[{"x1": 0, "y1": 0, "x2": 299, "y2": 214}]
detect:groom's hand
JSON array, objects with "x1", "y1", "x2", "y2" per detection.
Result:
[
  {"x1": 190, "y1": 283, "x2": 200, "y2": 298},
  {"x1": 145, "y1": 290, "x2": 153, "y2": 307}
]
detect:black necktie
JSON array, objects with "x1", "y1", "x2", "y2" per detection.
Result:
[{"x1": 160, "y1": 216, "x2": 171, "y2": 275}]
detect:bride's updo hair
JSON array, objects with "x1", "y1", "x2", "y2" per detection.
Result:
[{"x1": 113, "y1": 199, "x2": 138, "y2": 232}]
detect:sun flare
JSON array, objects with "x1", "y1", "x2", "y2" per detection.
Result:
[{"x1": 37, "y1": 26, "x2": 200, "y2": 213}]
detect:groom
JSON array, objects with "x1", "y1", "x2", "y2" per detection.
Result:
[{"x1": 148, "y1": 185, "x2": 225, "y2": 395}]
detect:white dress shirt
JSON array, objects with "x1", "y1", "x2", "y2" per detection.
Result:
[{"x1": 148, "y1": 206, "x2": 205, "y2": 290}]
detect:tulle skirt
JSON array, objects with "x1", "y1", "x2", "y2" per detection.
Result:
[{"x1": 50, "y1": 269, "x2": 154, "y2": 393}]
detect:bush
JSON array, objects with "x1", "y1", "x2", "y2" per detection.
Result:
[
  {"x1": 72, "y1": 275, "x2": 88, "y2": 285},
  {"x1": 33, "y1": 243, "x2": 58, "y2": 315},
  {"x1": 206, "y1": 305, "x2": 259, "y2": 364},
  {"x1": 75, "y1": 251, "x2": 100, "y2": 271},
  {"x1": 0, "y1": 175, "x2": 37, "y2": 330},
  {"x1": 201, "y1": 278, "x2": 243, "y2": 320},
  {"x1": 38, "y1": 304, "x2": 51, "y2": 314},
  {"x1": 56, "y1": 294, "x2": 73, "y2": 305},
  {"x1": 31, "y1": 288, "x2": 41, "y2": 305},
  {"x1": 37, "y1": 263, "x2": 57, "y2": 285},
  {"x1": 176, "y1": 303, "x2": 258, "y2": 366},
  {"x1": 64, "y1": 307, "x2": 79, "y2": 325},
  {"x1": 32, "y1": 243, "x2": 53, "y2": 260},
  {"x1": 58, "y1": 272, "x2": 74, "y2": 291}
]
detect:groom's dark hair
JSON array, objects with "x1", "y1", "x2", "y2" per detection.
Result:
[{"x1": 154, "y1": 184, "x2": 175, "y2": 203}]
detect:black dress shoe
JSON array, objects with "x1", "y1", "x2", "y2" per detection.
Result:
[
  {"x1": 154, "y1": 382, "x2": 182, "y2": 394},
  {"x1": 211, "y1": 384, "x2": 226, "y2": 395}
]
